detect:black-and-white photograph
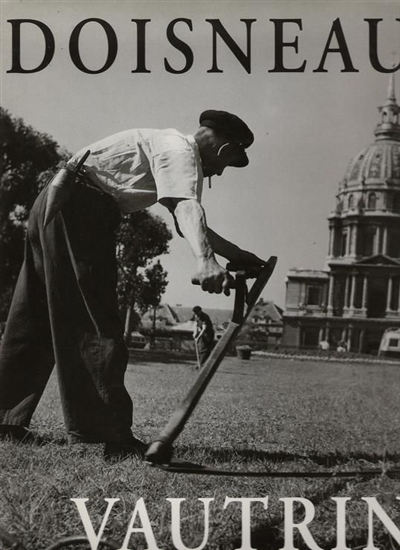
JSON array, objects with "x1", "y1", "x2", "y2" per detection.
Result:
[{"x1": 1, "y1": 1, "x2": 400, "y2": 548}]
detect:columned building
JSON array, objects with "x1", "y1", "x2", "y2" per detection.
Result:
[{"x1": 282, "y1": 75, "x2": 400, "y2": 353}]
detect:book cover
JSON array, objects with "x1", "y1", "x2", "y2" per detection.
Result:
[{"x1": 1, "y1": 1, "x2": 400, "y2": 549}]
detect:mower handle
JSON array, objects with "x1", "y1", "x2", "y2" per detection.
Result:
[{"x1": 146, "y1": 256, "x2": 277, "y2": 466}]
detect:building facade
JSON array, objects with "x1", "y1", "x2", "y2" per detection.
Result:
[
  {"x1": 282, "y1": 75, "x2": 400, "y2": 354},
  {"x1": 243, "y1": 299, "x2": 283, "y2": 348}
]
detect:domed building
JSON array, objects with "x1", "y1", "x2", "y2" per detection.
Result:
[{"x1": 282, "y1": 75, "x2": 400, "y2": 354}]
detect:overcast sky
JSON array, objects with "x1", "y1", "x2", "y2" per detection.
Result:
[{"x1": 1, "y1": 0, "x2": 399, "y2": 311}]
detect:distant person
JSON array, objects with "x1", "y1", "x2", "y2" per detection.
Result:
[
  {"x1": 319, "y1": 339, "x2": 330, "y2": 351},
  {"x1": 193, "y1": 306, "x2": 215, "y2": 368},
  {"x1": 337, "y1": 340, "x2": 347, "y2": 353}
]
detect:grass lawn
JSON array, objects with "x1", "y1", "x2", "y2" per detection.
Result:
[{"x1": 1, "y1": 354, "x2": 400, "y2": 549}]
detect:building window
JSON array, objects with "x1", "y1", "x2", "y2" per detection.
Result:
[
  {"x1": 388, "y1": 230, "x2": 400, "y2": 258},
  {"x1": 393, "y1": 192, "x2": 400, "y2": 212},
  {"x1": 354, "y1": 275, "x2": 364, "y2": 309},
  {"x1": 390, "y1": 278, "x2": 400, "y2": 311},
  {"x1": 367, "y1": 193, "x2": 377, "y2": 209},
  {"x1": 306, "y1": 285, "x2": 321, "y2": 306},
  {"x1": 341, "y1": 231, "x2": 347, "y2": 256},
  {"x1": 362, "y1": 227, "x2": 375, "y2": 256},
  {"x1": 348, "y1": 194, "x2": 354, "y2": 209}
]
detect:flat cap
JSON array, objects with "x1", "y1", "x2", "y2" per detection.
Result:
[{"x1": 199, "y1": 109, "x2": 254, "y2": 167}]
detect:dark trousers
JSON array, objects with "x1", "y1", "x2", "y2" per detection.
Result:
[
  {"x1": 197, "y1": 335, "x2": 214, "y2": 366},
  {"x1": 0, "y1": 182, "x2": 133, "y2": 443}
]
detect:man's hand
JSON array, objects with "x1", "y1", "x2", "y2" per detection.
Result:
[{"x1": 193, "y1": 258, "x2": 233, "y2": 295}]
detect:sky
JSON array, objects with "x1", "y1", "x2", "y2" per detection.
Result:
[{"x1": 1, "y1": 0, "x2": 399, "y2": 311}]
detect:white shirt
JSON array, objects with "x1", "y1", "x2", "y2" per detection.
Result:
[{"x1": 72, "y1": 128, "x2": 204, "y2": 213}]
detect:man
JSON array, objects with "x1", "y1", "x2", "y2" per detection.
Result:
[
  {"x1": 0, "y1": 110, "x2": 264, "y2": 460},
  {"x1": 192, "y1": 306, "x2": 215, "y2": 368}
]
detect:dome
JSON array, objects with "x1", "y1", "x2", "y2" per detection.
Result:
[
  {"x1": 342, "y1": 140, "x2": 400, "y2": 187},
  {"x1": 341, "y1": 73, "x2": 400, "y2": 190}
]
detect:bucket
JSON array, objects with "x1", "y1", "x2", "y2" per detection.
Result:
[{"x1": 236, "y1": 346, "x2": 252, "y2": 360}]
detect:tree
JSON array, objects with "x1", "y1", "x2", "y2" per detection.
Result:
[
  {"x1": 0, "y1": 107, "x2": 69, "y2": 320},
  {"x1": 139, "y1": 261, "x2": 169, "y2": 312},
  {"x1": 116, "y1": 211, "x2": 172, "y2": 338},
  {"x1": 139, "y1": 261, "x2": 169, "y2": 347}
]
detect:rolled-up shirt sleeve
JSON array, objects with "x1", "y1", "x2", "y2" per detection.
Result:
[{"x1": 149, "y1": 133, "x2": 203, "y2": 203}]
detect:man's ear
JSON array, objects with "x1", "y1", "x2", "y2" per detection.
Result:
[
  {"x1": 217, "y1": 142, "x2": 240, "y2": 161},
  {"x1": 216, "y1": 143, "x2": 231, "y2": 157}
]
